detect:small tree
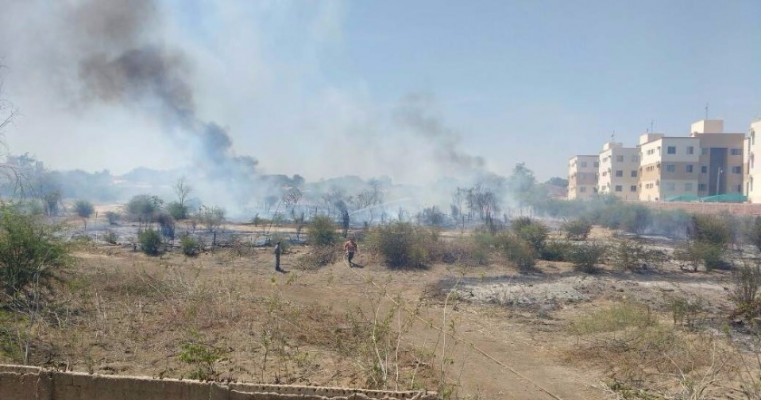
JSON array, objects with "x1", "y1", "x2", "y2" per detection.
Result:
[
  {"x1": 308, "y1": 215, "x2": 337, "y2": 246},
  {"x1": 195, "y1": 205, "x2": 225, "y2": 234},
  {"x1": 74, "y1": 200, "x2": 94, "y2": 231},
  {"x1": 105, "y1": 211, "x2": 120, "y2": 225},
  {"x1": 0, "y1": 206, "x2": 69, "y2": 298},
  {"x1": 127, "y1": 194, "x2": 163, "y2": 228},
  {"x1": 138, "y1": 228, "x2": 162, "y2": 256},
  {"x1": 562, "y1": 219, "x2": 592, "y2": 241}
]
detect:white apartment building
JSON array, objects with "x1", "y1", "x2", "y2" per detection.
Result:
[
  {"x1": 637, "y1": 133, "x2": 701, "y2": 201},
  {"x1": 598, "y1": 142, "x2": 639, "y2": 200},
  {"x1": 746, "y1": 120, "x2": 761, "y2": 202},
  {"x1": 568, "y1": 155, "x2": 599, "y2": 200}
]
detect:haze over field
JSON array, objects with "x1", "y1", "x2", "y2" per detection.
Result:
[{"x1": 0, "y1": 0, "x2": 760, "y2": 199}]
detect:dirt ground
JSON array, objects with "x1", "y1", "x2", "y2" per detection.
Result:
[{"x1": 2, "y1": 224, "x2": 757, "y2": 399}]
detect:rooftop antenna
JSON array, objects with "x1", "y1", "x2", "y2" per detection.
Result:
[
  {"x1": 611, "y1": 131, "x2": 615, "y2": 143},
  {"x1": 649, "y1": 120, "x2": 654, "y2": 133},
  {"x1": 705, "y1": 102, "x2": 709, "y2": 120}
]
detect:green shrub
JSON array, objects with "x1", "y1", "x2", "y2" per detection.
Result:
[
  {"x1": 180, "y1": 235, "x2": 201, "y2": 257},
  {"x1": 308, "y1": 215, "x2": 337, "y2": 246},
  {"x1": 562, "y1": 219, "x2": 592, "y2": 241},
  {"x1": 540, "y1": 240, "x2": 571, "y2": 261},
  {"x1": 567, "y1": 242, "x2": 607, "y2": 273},
  {"x1": 511, "y1": 217, "x2": 548, "y2": 254},
  {"x1": 166, "y1": 201, "x2": 188, "y2": 220},
  {"x1": 0, "y1": 207, "x2": 69, "y2": 298},
  {"x1": 495, "y1": 232, "x2": 536, "y2": 271},
  {"x1": 611, "y1": 239, "x2": 659, "y2": 271},
  {"x1": 138, "y1": 228, "x2": 163, "y2": 256},
  {"x1": 675, "y1": 241, "x2": 725, "y2": 271},
  {"x1": 178, "y1": 340, "x2": 222, "y2": 381},
  {"x1": 689, "y1": 214, "x2": 731, "y2": 248},
  {"x1": 365, "y1": 222, "x2": 429, "y2": 268},
  {"x1": 105, "y1": 211, "x2": 120, "y2": 225}
]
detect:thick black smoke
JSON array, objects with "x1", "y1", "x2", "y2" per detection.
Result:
[
  {"x1": 393, "y1": 94, "x2": 485, "y2": 173},
  {"x1": 71, "y1": 0, "x2": 258, "y2": 199}
]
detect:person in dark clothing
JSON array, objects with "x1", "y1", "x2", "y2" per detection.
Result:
[{"x1": 274, "y1": 241, "x2": 283, "y2": 272}]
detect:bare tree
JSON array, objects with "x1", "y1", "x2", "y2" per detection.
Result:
[{"x1": 174, "y1": 177, "x2": 192, "y2": 209}]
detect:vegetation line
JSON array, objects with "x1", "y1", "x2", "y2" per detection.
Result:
[{"x1": 348, "y1": 268, "x2": 566, "y2": 400}]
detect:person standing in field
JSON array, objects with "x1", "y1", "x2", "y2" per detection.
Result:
[
  {"x1": 274, "y1": 241, "x2": 284, "y2": 272},
  {"x1": 343, "y1": 237, "x2": 358, "y2": 267}
]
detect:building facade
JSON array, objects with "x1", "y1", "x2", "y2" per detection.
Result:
[
  {"x1": 568, "y1": 155, "x2": 599, "y2": 200},
  {"x1": 638, "y1": 134, "x2": 701, "y2": 201},
  {"x1": 598, "y1": 142, "x2": 639, "y2": 200},
  {"x1": 689, "y1": 120, "x2": 746, "y2": 198}
]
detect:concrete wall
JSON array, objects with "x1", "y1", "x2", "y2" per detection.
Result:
[{"x1": 0, "y1": 365, "x2": 439, "y2": 400}]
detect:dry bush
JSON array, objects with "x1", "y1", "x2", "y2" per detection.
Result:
[
  {"x1": 294, "y1": 245, "x2": 337, "y2": 270},
  {"x1": 568, "y1": 301, "x2": 729, "y2": 398}
]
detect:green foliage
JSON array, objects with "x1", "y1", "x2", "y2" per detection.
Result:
[
  {"x1": 73, "y1": 199, "x2": 94, "y2": 219},
  {"x1": 540, "y1": 240, "x2": 571, "y2": 261},
  {"x1": 0, "y1": 206, "x2": 69, "y2": 298},
  {"x1": 494, "y1": 232, "x2": 536, "y2": 271},
  {"x1": 365, "y1": 222, "x2": 429, "y2": 268},
  {"x1": 567, "y1": 242, "x2": 607, "y2": 273},
  {"x1": 611, "y1": 239, "x2": 662, "y2": 272},
  {"x1": 418, "y1": 206, "x2": 446, "y2": 226},
  {"x1": 126, "y1": 195, "x2": 163, "y2": 225},
  {"x1": 194, "y1": 205, "x2": 225, "y2": 233},
  {"x1": 308, "y1": 215, "x2": 338, "y2": 246},
  {"x1": 510, "y1": 217, "x2": 548, "y2": 255},
  {"x1": 105, "y1": 211, "x2": 120, "y2": 225},
  {"x1": 675, "y1": 241, "x2": 724, "y2": 271},
  {"x1": 562, "y1": 218, "x2": 592, "y2": 241},
  {"x1": 730, "y1": 261, "x2": 761, "y2": 322},
  {"x1": 667, "y1": 295, "x2": 708, "y2": 330},
  {"x1": 180, "y1": 235, "x2": 201, "y2": 257},
  {"x1": 138, "y1": 228, "x2": 162, "y2": 256},
  {"x1": 178, "y1": 340, "x2": 222, "y2": 381},
  {"x1": 689, "y1": 214, "x2": 731, "y2": 248},
  {"x1": 166, "y1": 201, "x2": 188, "y2": 220}
]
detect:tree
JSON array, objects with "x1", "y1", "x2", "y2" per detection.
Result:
[
  {"x1": 172, "y1": 177, "x2": 192, "y2": 220},
  {"x1": 308, "y1": 215, "x2": 338, "y2": 246},
  {"x1": 0, "y1": 206, "x2": 69, "y2": 299},
  {"x1": 195, "y1": 205, "x2": 225, "y2": 234},
  {"x1": 74, "y1": 200, "x2": 94, "y2": 231},
  {"x1": 126, "y1": 195, "x2": 163, "y2": 228}
]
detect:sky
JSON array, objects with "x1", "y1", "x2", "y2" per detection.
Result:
[{"x1": 0, "y1": 0, "x2": 760, "y2": 184}]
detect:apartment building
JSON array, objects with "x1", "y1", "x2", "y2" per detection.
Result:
[
  {"x1": 568, "y1": 155, "x2": 599, "y2": 200},
  {"x1": 638, "y1": 133, "x2": 701, "y2": 201},
  {"x1": 636, "y1": 120, "x2": 745, "y2": 202},
  {"x1": 689, "y1": 120, "x2": 745, "y2": 197},
  {"x1": 746, "y1": 120, "x2": 761, "y2": 202},
  {"x1": 597, "y1": 142, "x2": 639, "y2": 200}
]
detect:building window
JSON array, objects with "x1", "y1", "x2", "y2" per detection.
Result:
[
  {"x1": 616, "y1": 170, "x2": 623, "y2": 177},
  {"x1": 631, "y1": 155, "x2": 639, "y2": 162},
  {"x1": 702, "y1": 148, "x2": 708, "y2": 155},
  {"x1": 686, "y1": 165, "x2": 693, "y2": 173},
  {"x1": 667, "y1": 146, "x2": 676, "y2": 154},
  {"x1": 685, "y1": 183, "x2": 693, "y2": 191},
  {"x1": 732, "y1": 166, "x2": 742, "y2": 174},
  {"x1": 731, "y1": 148, "x2": 742, "y2": 156},
  {"x1": 698, "y1": 184, "x2": 707, "y2": 191},
  {"x1": 630, "y1": 170, "x2": 637, "y2": 177},
  {"x1": 701, "y1": 166, "x2": 708, "y2": 173},
  {"x1": 630, "y1": 185, "x2": 637, "y2": 192},
  {"x1": 581, "y1": 162, "x2": 587, "y2": 168},
  {"x1": 615, "y1": 155, "x2": 623, "y2": 162},
  {"x1": 579, "y1": 187, "x2": 586, "y2": 192},
  {"x1": 615, "y1": 185, "x2": 623, "y2": 192},
  {"x1": 593, "y1": 161, "x2": 599, "y2": 167},
  {"x1": 737, "y1": 185, "x2": 743, "y2": 192},
  {"x1": 687, "y1": 146, "x2": 694, "y2": 155},
  {"x1": 666, "y1": 164, "x2": 676, "y2": 172}
]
